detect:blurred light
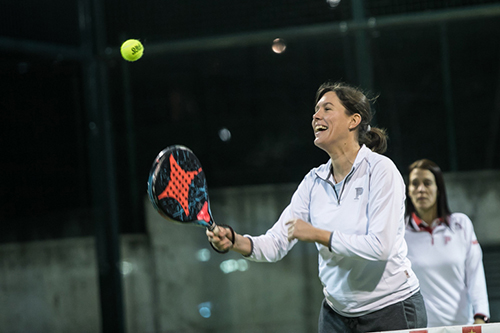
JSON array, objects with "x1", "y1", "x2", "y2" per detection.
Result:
[
  {"x1": 326, "y1": 0, "x2": 341, "y2": 8},
  {"x1": 196, "y1": 248, "x2": 211, "y2": 262},
  {"x1": 218, "y1": 128, "x2": 232, "y2": 142},
  {"x1": 272, "y1": 38, "x2": 286, "y2": 54},
  {"x1": 120, "y1": 260, "x2": 135, "y2": 276},
  {"x1": 238, "y1": 259, "x2": 249, "y2": 272},
  {"x1": 340, "y1": 21, "x2": 348, "y2": 33},
  {"x1": 198, "y1": 302, "x2": 212, "y2": 318},
  {"x1": 220, "y1": 259, "x2": 249, "y2": 274}
]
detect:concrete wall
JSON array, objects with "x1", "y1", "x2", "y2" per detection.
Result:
[
  {"x1": 444, "y1": 170, "x2": 500, "y2": 245},
  {"x1": 0, "y1": 170, "x2": 499, "y2": 332},
  {"x1": 0, "y1": 238, "x2": 100, "y2": 333}
]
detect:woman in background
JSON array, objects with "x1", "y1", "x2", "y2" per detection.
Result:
[{"x1": 405, "y1": 158, "x2": 490, "y2": 327}]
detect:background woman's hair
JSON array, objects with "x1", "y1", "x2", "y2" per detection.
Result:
[
  {"x1": 405, "y1": 159, "x2": 452, "y2": 226},
  {"x1": 315, "y1": 81, "x2": 388, "y2": 154}
]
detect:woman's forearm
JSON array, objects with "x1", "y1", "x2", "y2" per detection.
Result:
[{"x1": 231, "y1": 233, "x2": 252, "y2": 256}]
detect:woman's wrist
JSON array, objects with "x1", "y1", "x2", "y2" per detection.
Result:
[
  {"x1": 316, "y1": 228, "x2": 333, "y2": 247},
  {"x1": 232, "y1": 234, "x2": 253, "y2": 257}
]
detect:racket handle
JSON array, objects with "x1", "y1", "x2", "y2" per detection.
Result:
[{"x1": 207, "y1": 223, "x2": 218, "y2": 233}]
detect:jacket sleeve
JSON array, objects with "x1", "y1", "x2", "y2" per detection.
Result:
[
  {"x1": 244, "y1": 172, "x2": 313, "y2": 262},
  {"x1": 463, "y1": 214, "x2": 490, "y2": 318},
  {"x1": 329, "y1": 158, "x2": 405, "y2": 261}
]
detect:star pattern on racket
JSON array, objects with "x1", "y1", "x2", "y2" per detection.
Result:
[{"x1": 157, "y1": 154, "x2": 202, "y2": 216}]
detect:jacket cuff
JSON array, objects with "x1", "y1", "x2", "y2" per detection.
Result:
[{"x1": 474, "y1": 313, "x2": 490, "y2": 323}]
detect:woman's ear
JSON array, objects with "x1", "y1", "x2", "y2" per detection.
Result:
[{"x1": 349, "y1": 113, "x2": 362, "y2": 131}]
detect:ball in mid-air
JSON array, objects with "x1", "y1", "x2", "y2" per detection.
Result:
[{"x1": 120, "y1": 39, "x2": 144, "y2": 62}]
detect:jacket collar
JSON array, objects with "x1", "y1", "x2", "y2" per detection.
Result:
[{"x1": 410, "y1": 212, "x2": 444, "y2": 233}]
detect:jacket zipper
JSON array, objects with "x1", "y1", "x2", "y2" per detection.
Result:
[{"x1": 327, "y1": 166, "x2": 355, "y2": 205}]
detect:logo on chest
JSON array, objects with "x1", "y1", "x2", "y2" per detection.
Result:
[{"x1": 354, "y1": 187, "x2": 364, "y2": 200}]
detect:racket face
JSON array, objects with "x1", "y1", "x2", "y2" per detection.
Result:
[{"x1": 147, "y1": 145, "x2": 214, "y2": 229}]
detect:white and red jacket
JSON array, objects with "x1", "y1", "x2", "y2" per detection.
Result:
[
  {"x1": 405, "y1": 213, "x2": 490, "y2": 327},
  {"x1": 245, "y1": 145, "x2": 420, "y2": 317}
]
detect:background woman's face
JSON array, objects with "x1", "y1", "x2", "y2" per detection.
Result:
[{"x1": 408, "y1": 168, "x2": 439, "y2": 216}]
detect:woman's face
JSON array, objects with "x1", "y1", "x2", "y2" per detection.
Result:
[
  {"x1": 408, "y1": 168, "x2": 439, "y2": 216},
  {"x1": 312, "y1": 91, "x2": 357, "y2": 150}
]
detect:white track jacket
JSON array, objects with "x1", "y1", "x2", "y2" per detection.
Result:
[
  {"x1": 245, "y1": 145, "x2": 420, "y2": 316},
  {"x1": 405, "y1": 213, "x2": 490, "y2": 327}
]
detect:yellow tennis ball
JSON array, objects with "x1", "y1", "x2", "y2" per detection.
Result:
[{"x1": 120, "y1": 39, "x2": 144, "y2": 62}]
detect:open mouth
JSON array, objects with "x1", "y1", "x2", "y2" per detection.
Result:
[{"x1": 315, "y1": 125, "x2": 328, "y2": 132}]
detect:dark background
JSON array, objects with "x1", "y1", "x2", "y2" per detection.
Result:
[
  {"x1": 2, "y1": 1, "x2": 500, "y2": 331},
  {"x1": 1, "y1": 0, "x2": 500, "y2": 241}
]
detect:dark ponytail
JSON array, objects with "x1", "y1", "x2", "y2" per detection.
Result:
[{"x1": 361, "y1": 127, "x2": 388, "y2": 154}]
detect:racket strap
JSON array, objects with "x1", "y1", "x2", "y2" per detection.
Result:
[{"x1": 209, "y1": 224, "x2": 235, "y2": 254}]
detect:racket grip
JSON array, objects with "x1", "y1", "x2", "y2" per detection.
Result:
[{"x1": 207, "y1": 223, "x2": 218, "y2": 233}]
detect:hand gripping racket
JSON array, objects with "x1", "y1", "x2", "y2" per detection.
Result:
[{"x1": 147, "y1": 145, "x2": 234, "y2": 252}]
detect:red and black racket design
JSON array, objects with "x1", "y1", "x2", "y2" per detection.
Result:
[{"x1": 147, "y1": 145, "x2": 218, "y2": 231}]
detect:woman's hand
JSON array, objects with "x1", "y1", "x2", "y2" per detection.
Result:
[
  {"x1": 206, "y1": 226, "x2": 233, "y2": 252},
  {"x1": 286, "y1": 218, "x2": 332, "y2": 247},
  {"x1": 206, "y1": 226, "x2": 253, "y2": 256},
  {"x1": 473, "y1": 318, "x2": 486, "y2": 325}
]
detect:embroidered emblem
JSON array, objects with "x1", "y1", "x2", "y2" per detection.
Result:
[{"x1": 354, "y1": 187, "x2": 363, "y2": 200}]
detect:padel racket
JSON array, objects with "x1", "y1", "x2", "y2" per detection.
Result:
[{"x1": 147, "y1": 145, "x2": 219, "y2": 232}]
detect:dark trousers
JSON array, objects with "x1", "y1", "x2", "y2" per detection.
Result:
[{"x1": 318, "y1": 291, "x2": 427, "y2": 333}]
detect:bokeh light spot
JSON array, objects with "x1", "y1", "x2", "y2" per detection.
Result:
[{"x1": 272, "y1": 38, "x2": 286, "y2": 54}]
